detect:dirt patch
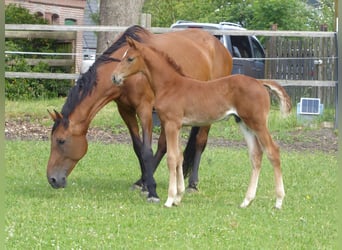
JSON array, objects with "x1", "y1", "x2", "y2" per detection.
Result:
[{"x1": 5, "y1": 118, "x2": 338, "y2": 154}]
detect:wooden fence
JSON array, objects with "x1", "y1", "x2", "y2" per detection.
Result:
[
  {"x1": 265, "y1": 35, "x2": 337, "y2": 107},
  {"x1": 5, "y1": 24, "x2": 338, "y2": 107}
]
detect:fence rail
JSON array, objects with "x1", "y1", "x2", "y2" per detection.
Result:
[
  {"x1": 5, "y1": 24, "x2": 338, "y2": 107},
  {"x1": 5, "y1": 72, "x2": 79, "y2": 80},
  {"x1": 5, "y1": 24, "x2": 336, "y2": 37}
]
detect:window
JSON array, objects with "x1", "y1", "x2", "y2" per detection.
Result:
[
  {"x1": 65, "y1": 18, "x2": 77, "y2": 25},
  {"x1": 231, "y1": 36, "x2": 251, "y2": 58},
  {"x1": 251, "y1": 38, "x2": 265, "y2": 60},
  {"x1": 52, "y1": 14, "x2": 60, "y2": 25},
  {"x1": 35, "y1": 12, "x2": 44, "y2": 19}
]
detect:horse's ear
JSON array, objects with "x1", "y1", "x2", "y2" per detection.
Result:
[
  {"x1": 47, "y1": 109, "x2": 63, "y2": 121},
  {"x1": 126, "y1": 37, "x2": 137, "y2": 49}
]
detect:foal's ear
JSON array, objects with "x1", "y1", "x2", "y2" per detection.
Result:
[
  {"x1": 126, "y1": 37, "x2": 137, "y2": 49},
  {"x1": 47, "y1": 109, "x2": 63, "y2": 121}
]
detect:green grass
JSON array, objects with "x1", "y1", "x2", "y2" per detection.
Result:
[
  {"x1": 5, "y1": 140, "x2": 337, "y2": 249},
  {"x1": 5, "y1": 98, "x2": 126, "y2": 129}
]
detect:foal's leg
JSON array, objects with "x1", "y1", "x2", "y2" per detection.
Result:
[
  {"x1": 164, "y1": 122, "x2": 185, "y2": 207},
  {"x1": 174, "y1": 143, "x2": 185, "y2": 205},
  {"x1": 254, "y1": 127, "x2": 285, "y2": 209},
  {"x1": 152, "y1": 126, "x2": 167, "y2": 171},
  {"x1": 239, "y1": 124, "x2": 263, "y2": 208}
]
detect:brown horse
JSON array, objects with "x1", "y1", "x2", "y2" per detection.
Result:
[
  {"x1": 112, "y1": 38, "x2": 292, "y2": 208},
  {"x1": 46, "y1": 25, "x2": 232, "y2": 202}
]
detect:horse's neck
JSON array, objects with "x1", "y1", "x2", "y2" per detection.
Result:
[
  {"x1": 68, "y1": 85, "x2": 120, "y2": 133},
  {"x1": 144, "y1": 50, "x2": 184, "y2": 95}
]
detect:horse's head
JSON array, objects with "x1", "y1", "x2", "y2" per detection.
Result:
[
  {"x1": 46, "y1": 110, "x2": 88, "y2": 188},
  {"x1": 112, "y1": 37, "x2": 147, "y2": 85}
]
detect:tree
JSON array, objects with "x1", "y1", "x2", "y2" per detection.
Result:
[
  {"x1": 248, "y1": 0, "x2": 315, "y2": 31},
  {"x1": 143, "y1": 0, "x2": 335, "y2": 31},
  {"x1": 96, "y1": 0, "x2": 145, "y2": 55}
]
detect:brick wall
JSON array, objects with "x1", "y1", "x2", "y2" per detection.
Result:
[{"x1": 5, "y1": 0, "x2": 86, "y2": 73}]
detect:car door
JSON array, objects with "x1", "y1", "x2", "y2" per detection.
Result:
[
  {"x1": 230, "y1": 35, "x2": 265, "y2": 78},
  {"x1": 250, "y1": 36, "x2": 265, "y2": 78}
]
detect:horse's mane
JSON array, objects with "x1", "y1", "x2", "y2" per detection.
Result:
[
  {"x1": 146, "y1": 46, "x2": 186, "y2": 77},
  {"x1": 53, "y1": 25, "x2": 149, "y2": 131}
]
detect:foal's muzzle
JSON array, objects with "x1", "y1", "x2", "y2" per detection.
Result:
[{"x1": 112, "y1": 74, "x2": 124, "y2": 85}]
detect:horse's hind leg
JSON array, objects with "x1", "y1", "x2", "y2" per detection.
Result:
[
  {"x1": 183, "y1": 126, "x2": 210, "y2": 191},
  {"x1": 239, "y1": 124, "x2": 263, "y2": 208},
  {"x1": 254, "y1": 128, "x2": 285, "y2": 209}
]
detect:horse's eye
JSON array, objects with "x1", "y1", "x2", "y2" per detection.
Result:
[
  {"x1": 127, "y1": 57, "x2": 134, "y2": 62},
  {"x1": 57, "y1": 139, "x2": 65, "y2": 145}
]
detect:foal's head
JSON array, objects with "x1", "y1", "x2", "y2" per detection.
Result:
[
  {"x1": 112, "y1": 37, "x2": 185, "y2": 86},
  {"x1": 112, "y1": 37, "x2": 147, "y2": 85}
]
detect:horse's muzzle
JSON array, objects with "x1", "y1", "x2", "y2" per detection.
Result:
[
  {"x1": 112, "y1": 74, "x2": 123, "y2": 85},
  {"x1": 47, "y1": 174, "x2": 67, "y2": 189}
]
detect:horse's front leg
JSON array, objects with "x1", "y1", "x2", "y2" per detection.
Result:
[
  {"x1": 164, "y1": 122, "x2": 185, "y2": 208},
  {"x1": 117, "y1": 104, "x2": 159, "y2": 202},
  {"x1": 117, "y1": 104, "x2": 144, "y2": 187},
  {"x1": 137, "y1": 105, "x2": 160, "y2": 202}
]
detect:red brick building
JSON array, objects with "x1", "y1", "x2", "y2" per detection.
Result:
[{"x1": 5, "y1": 0, "x2": 87, "y2": 72}]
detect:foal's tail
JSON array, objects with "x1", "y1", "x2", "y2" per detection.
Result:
[{"x1": 260, "y1": 80, "x2": 292, "y2": 117}]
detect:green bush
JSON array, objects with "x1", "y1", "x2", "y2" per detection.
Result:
[
  {"x1": 5, "y1": 57, "x2": 72, "y2": 100},
  {"x1": 5, "y1": 4, "x2": 72, "y2": 100}
]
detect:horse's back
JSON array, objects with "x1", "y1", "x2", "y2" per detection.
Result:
[{"x1": 147, "y1": 29, "x2": 232, "y2": 80}]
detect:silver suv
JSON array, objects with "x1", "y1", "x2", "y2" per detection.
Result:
[{"x1": 171, "y1": 21, "x2": 265, "y2": 79}]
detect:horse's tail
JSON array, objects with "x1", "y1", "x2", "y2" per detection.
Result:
[{"x1": 260, "y1": 80, "x2": 292, "y2": 117}]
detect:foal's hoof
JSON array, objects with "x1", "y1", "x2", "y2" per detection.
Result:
[
  {"x1": 240, "y1": 198, "x2": 254, "y2": 208},
  {"x1": 274, "y1": 199, "x2": 283, "y2": 209},
  {"x1": 147, "y1": 197, "x2": 160, "y2": 203}
]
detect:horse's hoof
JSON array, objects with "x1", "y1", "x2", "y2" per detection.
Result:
[
  {"x1": 186, "y1": 186, "x2": 199, "y2": 193},
  {"x1": 147, "y1": 197, "x2": 160, "y2": 203},
  {"x1": 140, "y1": 190, "x2": 149, "y2": 197},
  {"x1": 130, "y1": 184, "x2": 143, "y2": 191}
]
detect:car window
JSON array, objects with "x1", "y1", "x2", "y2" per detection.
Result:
[
  {"x1": 230, "y1": 36, "x2": 251, "y2": 58},
  {"x1": 214, "y1": 35, "x2": 223, "y2": 44},
  {"x1": 251, "y1": 37, "x2": 265, "y2": 61}
]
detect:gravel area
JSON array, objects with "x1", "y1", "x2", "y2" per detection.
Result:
[{"x1": 5, "y1": 118, "x2": 338, "y2": 154}]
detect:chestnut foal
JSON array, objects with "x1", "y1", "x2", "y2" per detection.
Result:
[{"x1": 113, "y1": 38, "x2": 291, "y2": 209}]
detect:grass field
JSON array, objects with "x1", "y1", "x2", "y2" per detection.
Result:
[
  {"x1": 5, "y1": 98, "x2": 338, "y2": 249},
  {"x1": 5, "y1": 140, "x2": 337, "y2": 249}
]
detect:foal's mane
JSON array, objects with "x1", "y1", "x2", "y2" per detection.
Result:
[
  {"x1": 145, "y1": 46, "x2": 186, "y2": 77},
  {"x1": 53, "y1": 25, "x2": 149, "y2": 131}
]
